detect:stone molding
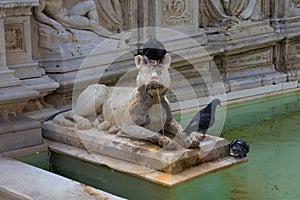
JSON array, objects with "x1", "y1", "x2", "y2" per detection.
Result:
[{"x1": 0, "y1": 0, "x2": 39, "y2": 8}]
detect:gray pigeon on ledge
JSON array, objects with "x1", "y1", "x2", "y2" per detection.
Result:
[{"x1": 184, "y1": 99, "x2": 221, "y2": 139}]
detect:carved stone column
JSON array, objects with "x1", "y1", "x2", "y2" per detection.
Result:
[
  {"x1": 271, "y1": 0, "x2": 300, "y2": 81},
  {"x1": 0, "y1": 1, "x2": 45, "y2": 154},
  {"x1": 200, "y1": 0, "x2": 286, "y2": 93}
]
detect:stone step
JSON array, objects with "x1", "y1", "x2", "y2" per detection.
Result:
[{"x1": 0, "y1": 158, "x2": 125, "y2": 200}]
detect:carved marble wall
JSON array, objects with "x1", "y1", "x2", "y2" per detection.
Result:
[
  {"x1": 2, "y1": 0, "x2": 300, "y2": 155},
  {"x1": 16, "y1": 0, "x2": 299, "y2": 109}
]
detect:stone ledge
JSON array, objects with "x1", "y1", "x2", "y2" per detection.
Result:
[
  {"x1": 0, "y1": 143, "x2": 48, "y2": 158},
  {"x1": 46, "y1": 139, "x2": 247, "y2": 187},
  {"x1": 0, "y1": 0, "x2": 39, "y2": 8},
  {"x1": 43, "y1": 121, "x2": 230, "y2": 173},
  {"x1": 0, "y1": 158, "x2": 125, "y2": 200}
]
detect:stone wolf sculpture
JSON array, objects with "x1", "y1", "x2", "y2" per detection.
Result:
[{"x1": 53, "y1": 53, "x2": 201, "y2": 150}]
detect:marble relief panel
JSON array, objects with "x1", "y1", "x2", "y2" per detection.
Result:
[
  {"x1": 288, "y1": 42, "x2": 300, "y2": 60},
  {"x1": 4, "y1": 24, "x2": 24, "y2": 53},
  {"x1": 161, "y1": 0, "x2": 192, "y2": 27},
  {"x1": 228, "y1": 48, "x2": 272, "y2": 68}
]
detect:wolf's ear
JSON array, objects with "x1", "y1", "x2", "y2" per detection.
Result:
[
  {"x1": 134, "y1": 55, "x2": 143, "y2": 70},
  {"x1": 161, "y1": 53, "x2": 171, "y2": 68}
]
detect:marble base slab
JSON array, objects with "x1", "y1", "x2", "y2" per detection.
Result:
[
  {"x1": 43, "y1": 121, "x2": 230, "y2": 173},
  {"x1": 47, "y1": 139, "x2": 247, "y2": 187}
]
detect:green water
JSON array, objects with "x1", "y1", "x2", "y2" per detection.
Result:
[
  {"x1": 16, "y1": 151, "x2": 50, "y2": 170},
  {"x1": 17, "y1": 91, "x2": 300, "y2": 200},
  {"x1": 219, "y1": 111, "x2": 300, "y2": 200}
]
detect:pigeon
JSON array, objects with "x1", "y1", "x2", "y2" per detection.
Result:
[
  {"x1": 184, "y1": 99, "x2": 221, "y2": 138},
  {"x1": 142, "y1": 38, "x2": 167, "y2": 61},
  {"x1": 230, "y1": 139, "x2": 250, "y2": 158},
  {"x1": 135, "y1": 38, "x2": 167, "y2": 61}
]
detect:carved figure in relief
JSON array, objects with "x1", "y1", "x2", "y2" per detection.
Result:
[
  {"x1": 53, "y1": 40, "x2": 202, "y2": 150},
  {"x1": 200, "y1": 0, "x2": 262, "y2": 27},
  {"x1": 33, "y1": 0, "x2": 113, "y2": 37}
]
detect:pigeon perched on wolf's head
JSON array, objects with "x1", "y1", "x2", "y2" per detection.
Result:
[
  {"x1": 184, "y1": 99, "x2": 221, "y2": 138},
  {"x1": 135, "y1": 38, "x2": 167, "y2": 61},
  {"x1": 142, "y1": 38, "x2": 167, "y2": 61}
]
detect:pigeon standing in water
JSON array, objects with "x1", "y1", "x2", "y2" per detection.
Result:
[
  {"x1": 184, "y1": 99, "x2": 221, "y2": 139},
  {"x1": 230, "y1": 139, "x2": 250, "y2": 158}
]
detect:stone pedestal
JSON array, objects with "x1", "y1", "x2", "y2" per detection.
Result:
[
  {"x1": 0, "y1": 1, "x2": 45, "y2": 153},
  {"x1": 2, "y1": 0, "x2": 59, "y2": 120},
  {"x1": 43, "y1": 121, "x2": 230, "y2": 173}
]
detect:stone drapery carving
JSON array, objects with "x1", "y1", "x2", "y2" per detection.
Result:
[
  {"x1": 33, "y1": 0, "x2": 113, "y2": 37},
  {"x1": 199, "y1": 0, "x2": 263, "y2": 27},
  {"x1": 94, "y1": 0, "x2": 123, "y2": 32}
]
